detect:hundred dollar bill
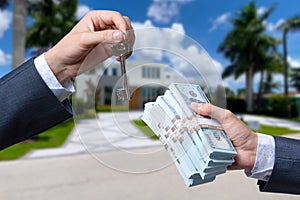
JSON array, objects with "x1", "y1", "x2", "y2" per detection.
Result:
[
  {"x1": 168, "y1": 83, "x2": 237, "y2": 158},
  {"x1": 150, "y1": 103, "x2": 218, "y2": 179},
  {"x1": 154, "y1": 97, "x2": 228, "y2": 178},
  {"x1": 163, "y1": 90, "x2": 208, "y2": 156},
  {"x1": 160, "y1": 91, "x2": 235, "y2": 172},
  {"x1": 168, "y1": 83, "x2": 210, "y2": 117},
  {"x1": 142, "y1": 110, "x2": 195, "y2": 186},
  {"x1": 163, "y1": 90, "x2": 235, "y2": 163},
  {"x1": 143, "y1": 102, "x2": 218, "y2": 185},
  {"x1": 141, "y1": 83, "x2": 238, "y2": 187},
  {"x1": 145, "y1": 104, "x2": 200, "y2": 179},
  {"x1": 156, "y1": 96, "x2": 209, "y2": 169}
]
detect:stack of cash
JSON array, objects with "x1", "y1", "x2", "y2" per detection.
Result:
[{"x1": 142, "y1": 83, "x2": 237, "y2": 187}]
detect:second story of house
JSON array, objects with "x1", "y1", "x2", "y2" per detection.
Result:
[
  {"x1": 74, "y1": 60, "x2": 186, "y2": 102},
  {"x1": 101, "y1": 60, "x2": 179, "y2": 87}
]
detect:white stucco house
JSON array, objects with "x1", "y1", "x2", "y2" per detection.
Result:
[{"x1": 74, "y1": 60, "x2": 183, "y2": 109}]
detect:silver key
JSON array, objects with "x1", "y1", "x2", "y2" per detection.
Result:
[{"x1": 112, "y1": 42, "x2": 131, "y2": 101}]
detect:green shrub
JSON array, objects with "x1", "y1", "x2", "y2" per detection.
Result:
[
  {"x1": 226, "y1": 98, "x2": 246, "y2": 113},
  {"x1": 268, "y1": 95, "x2": 298, "y2": 118}
]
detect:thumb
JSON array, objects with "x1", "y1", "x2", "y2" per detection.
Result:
[
  {"x1": 81, "y1": 30, "x2": 124, "y2": 46},
  {"x1": 190, "y1": 102, "x2": 227, "y2": 123}
]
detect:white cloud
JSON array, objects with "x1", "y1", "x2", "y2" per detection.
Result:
[
  {"x1": 147, "y1": 0, "x2": 192, "y2": 23},
  {"x1": 265, "y1": 19, "x2": 285, "y2": 32},
  {"x1": 171, "y1": 23, "x2": 185, "y2": 34},
  {"x1": 0, "y1": 9, "x2": 12, "y2": 38},
  {"x1": 257, "y1": 7, "x2": 267, "y2": 16},
  {"x1": 131, "y1": 20, "x2": 224, "y2": 88},
  {"x1": 209, "y1": 12, "x2": 231, "y2": 32},
  {"x1": 76, "y1": 4, "x2": 91, "y2": 19},
  {"x1": 0, "y1": 49, "x2": 11, "y2": 66},
  {"x1": 132, "y1": 20, "x2": 155, "y2": 29},
  {"x1": 288, "y1": 56, "x2": 300, "y2": 68},
  {"x1": 147, "y1": 1, "x2": 178, "y2": 23},
  {"x1": 223, "y1": 75, "x2": 245, "y2": 92}
]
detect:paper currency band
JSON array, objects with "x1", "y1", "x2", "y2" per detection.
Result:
[
  {"x1": 171, "y1": 116, "x2": 181, "y2": 123},
  {"x1": 194, "y1": 124, "x2": 222, "y2": 131}
]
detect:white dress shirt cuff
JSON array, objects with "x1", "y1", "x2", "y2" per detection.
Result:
[
  {"x1": 245, "y1": 133, "x2": 275, "y2": 182},
  {"x1": 34, "y1": 54, "x2": 75, "y2": 102}
]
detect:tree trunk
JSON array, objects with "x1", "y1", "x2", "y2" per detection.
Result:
[
  {"x1": 283, "y1": 31, "x2": 288, "y2": 96},
  {"x1": 283, "y1": 30, "x2": 291, "y2": 117},
  {"x1": 246, "y1": 67, "x2": 254, "y2": 112},
  {"x1": 257, "y1": 69, "x2": 264, "y2": 108},
  {"x1": 12, "y1": 0, "x2": 27, "y2": 69}
]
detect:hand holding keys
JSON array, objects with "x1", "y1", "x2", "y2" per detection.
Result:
[{"x1": 112, "y1": 35, "x2": 132, "y2": 101}]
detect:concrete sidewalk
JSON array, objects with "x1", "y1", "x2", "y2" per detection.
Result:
[{"x1": 0, "y1": 147, "x2": 299, "y2": 200}]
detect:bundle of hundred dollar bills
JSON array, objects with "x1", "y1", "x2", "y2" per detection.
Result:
[{"x1": 142, "y1": 83, "x2": 237, "y2": 187}]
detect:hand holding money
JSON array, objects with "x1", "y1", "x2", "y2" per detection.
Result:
[
  {"x1": 142, "y1": 83, "x2": 237, "y2": 187},
  {"x1": 190, "y1": 103, "x2": 258, "y2": 170}
]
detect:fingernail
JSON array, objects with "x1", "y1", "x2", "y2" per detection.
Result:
[{"x1": 113, "y1": 31, "x2": 122, "y2": 41}]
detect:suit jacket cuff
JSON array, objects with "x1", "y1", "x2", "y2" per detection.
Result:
[
  {"x1": 258, "y1": 136, "x2": 300, "y2": 195},
  {"x1": 34, "y1": 54, "x2": 75, "y2": 102}
]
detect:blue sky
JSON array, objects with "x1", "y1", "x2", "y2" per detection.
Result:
[{"x1": 1, "y1": 0, "x2": 300, "y2": 92}]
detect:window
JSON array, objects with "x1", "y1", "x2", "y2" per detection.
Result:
[
  {"x1": 147, "y1": 67, "x2": 151, "y2": 78},
  {"x1": 112, "y1": 68, "x2": 118, "y2": 76},
  {"x1": 156, "y1": 68, "x2": 160, "y2": 78},
  {"x1": 104, "y1": 86, "x2": 112, "y2": 104},
  {"x1": 142, "y1": 87, "x2": 165, "y2": 103},
  {"x1": 103, "y1": 68, "x2": 108, "y2": 76},
  {"x1": 142, "y1": 66, "x2": 160, "y2": 79},
  {"x1": 142, "y1": 67, "x2": 146, "y2": 78}
]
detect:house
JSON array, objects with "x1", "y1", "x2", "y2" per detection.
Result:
[{"x1": 74, "y1": 60, "x2": 181, "y2": 110}]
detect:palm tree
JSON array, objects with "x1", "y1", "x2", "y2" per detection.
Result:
[
  {"x1": 278, "y1": 15, "x2": 300, "y2": 96},
  {"x1": 256, "y1": 37, "x2": 282, "y2": 105},
  {"x1": 0, "y1": 0, "x2": 27, "y2": 69},
  {"x1": 262, "y1": 71, "x2": 281, "y2": 94},
  {"x1": 12, "y1": 0, "x2": 27, "y2": 69},
  {"x1": 26, "y1": 0, "x2": 78, "y2": 55},
  {"x1": 218, "y1": 1, "x2": 277, "y2": 112},
  {"x1": 290, "y1": 67, "x2": 300, "y2": 91}
]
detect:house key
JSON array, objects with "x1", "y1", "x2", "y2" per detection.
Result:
[{"x1": 112, "y1": 42, "x2": 131, "y2": 101}]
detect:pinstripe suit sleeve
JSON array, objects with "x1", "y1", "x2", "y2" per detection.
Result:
[
  {"x1": 0, "y1": 58, "x2": 73, "y2": 150},
  {"x1": 258, "y1": 136, "x2": 300, "y2": 195}
]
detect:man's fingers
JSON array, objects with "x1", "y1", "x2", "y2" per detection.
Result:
[
  {"x1": 79, "y1": 30, "x2": 124, "y2": 47},
  {"x1": 85, "y1": 10, "x2": 129, "y2": 33},
  {"x1": 190, "y1": 102, "x2": 227, "y2": 124},
  {"x1": 123, "y1": 16, "x2": 132, "y2": 30}
]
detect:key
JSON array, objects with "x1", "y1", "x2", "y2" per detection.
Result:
[{"x1": 112, "y1": 42, "x2": 131, "y2": 101}]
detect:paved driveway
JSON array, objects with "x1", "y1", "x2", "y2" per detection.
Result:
[
  {"x1": 24, "y1": 111, "x2": 161, "y2": 159},
  {"x1": 1, "y1": 147, "x2": 300, "y2": 200},
  {"x1": 1, "y1": 112, "x2": 300, "y2": 199},
  {"x1": 24, "y1": 112, "x2": 300, "y2": 159}
]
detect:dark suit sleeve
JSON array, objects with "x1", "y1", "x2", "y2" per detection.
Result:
[
  {"x1": 0, "y1": 58, "x2": 73, "y2": 150},
  {"x1": 258, "y1": 136, "x2": 300, "y2": 195}
]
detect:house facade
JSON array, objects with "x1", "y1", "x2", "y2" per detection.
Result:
[{"x1": 75, "y1": 60, "x2": 180, "y2": 110}]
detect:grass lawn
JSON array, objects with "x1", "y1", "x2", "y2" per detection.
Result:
[
  {"x1": 132, "y1": 119, "x2": 300, "y2": 139},
  {"x1": 256, "y1": 124, "x2": 300, "y2": 136},
  {"x1": 132, "y1": 120, "x2": 158, "y2": 139},
  {"x1": 0, "y1": 120, "x2": 75, "y2": 160}
]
